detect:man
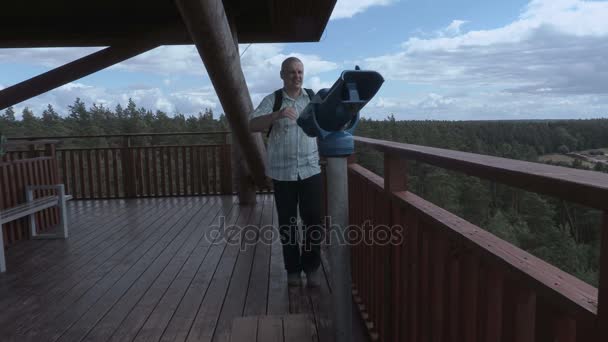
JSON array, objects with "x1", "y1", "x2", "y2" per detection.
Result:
[{"x1": 249, "y1": 57, "x2": 323, "y2": 287}]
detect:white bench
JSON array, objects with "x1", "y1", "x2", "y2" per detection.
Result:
[{"x1": 0, "y1": 184, "x2": 72, "y2": 272}]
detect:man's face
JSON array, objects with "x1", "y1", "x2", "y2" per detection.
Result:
[{"x1": 281, "y1": 61, "x2": 304, "y2": 90}]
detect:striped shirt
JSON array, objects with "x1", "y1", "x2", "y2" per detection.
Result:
[{"x1": 250, "y1": 89, "x2": 321, "y2": 181}]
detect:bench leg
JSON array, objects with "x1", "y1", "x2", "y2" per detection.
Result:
[
  {"x1": 57, "y1": 184, "x2": 68, "y2": 239},
  {"x1": 0, "y1": 224, "x2": 6, "y2": 272},
  {"x1": 25, "y1": 184, "x2": 69, "y2": 240},
  {"x1": 25, "y1": 187, "x2": 39, "y2": 238}
]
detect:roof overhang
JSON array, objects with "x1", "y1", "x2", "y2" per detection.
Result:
[{"x1": 0, "y1": 0, "x2": 337, "y2": 48}]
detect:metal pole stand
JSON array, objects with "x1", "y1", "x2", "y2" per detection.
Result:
[{"x1": 326, "y1": 156, "x2": 352, "y2": 342}]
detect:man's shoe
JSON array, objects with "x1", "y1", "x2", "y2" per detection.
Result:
[
  {"x1": 287, "y1": 273, "x2": 301, "y2": 287},
  {"x1": 306, "y1": 269, "x2": 321, "y2": 288}
]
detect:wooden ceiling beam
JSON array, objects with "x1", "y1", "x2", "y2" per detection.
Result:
[
  {"x1": 174, "y1": 0, "x2": 268, "y2": 188},
  {"x1": 0, "y1": 42, "x2": 158, "y2": 110}
]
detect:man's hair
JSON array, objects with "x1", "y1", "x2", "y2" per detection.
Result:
[{"x1": 281, "y1": 57, "x2": 303, "y2": 72}]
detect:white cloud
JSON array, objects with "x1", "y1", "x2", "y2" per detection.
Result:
[
  {"x1": 363, "y1": 89, "x2": 608, "y2": 120},
  {"x1": 307, "y1": 76, "x2": 333, "y2": 92},
  {"x1": 240, "y1": 44, "x2": 339, "y2": 96},
  {"x1": 361, "y1": 0, "x2": 608, "y2": 119},
  {"x1": 112, "y1": 45, "x2": 206, "y2": 76},
  {"x1": 442, "y1": 20, "x2": 469, "y2": 36},
  {"x1": 10, "y1": 82, "x2": 220, "y2": 118},
  {"x1": 331, "y1": 0, "x2": 397, "y2": 20},
  {"x1": 0, "y1": 47, "x2": 102, "y2": 67}
]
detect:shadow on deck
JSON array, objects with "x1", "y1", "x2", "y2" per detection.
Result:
[{"x1": 0, "y1": 195, "x2": 367, "y2": 342}]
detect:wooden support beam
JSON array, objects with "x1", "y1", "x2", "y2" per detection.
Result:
[
  {"x1": 228, "y1": 12, "x2": 257, "y2": 204},
  {"x1": 0, "y1": 43, "x2": 158, "y2": 110},
  {"x1": 174, "y1": 0, "x2": 268, "y2": 188}
]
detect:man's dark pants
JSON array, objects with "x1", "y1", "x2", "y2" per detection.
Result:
[{"x1": 272, "y1": 173, "x2": 323, "y2": 275}]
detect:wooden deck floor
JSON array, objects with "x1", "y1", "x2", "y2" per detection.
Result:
[{"x1": 0, "y1": 195, "x2": 368, "y2": 342}]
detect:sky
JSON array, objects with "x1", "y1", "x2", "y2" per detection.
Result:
[{"x1": 1, "y1": 0, "x2": 607, "y2": 121}]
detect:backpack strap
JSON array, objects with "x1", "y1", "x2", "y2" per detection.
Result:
[
  {"x1": 267, "y1": 90, "x2": 283, "y2": 138},
  {"x1": 267, "y1": 88, "x2": 315, "y2": 138}
]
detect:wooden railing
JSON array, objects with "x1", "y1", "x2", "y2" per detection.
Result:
[
  {"x1": 0, "y1": 140, "x2": 60, "y2": 246},
  {"x1": 15, "y1": 132, "x2": 234, "y2": 199},
  {"x1": 349, "y1": 136, "x2": 607, "y2": 342}
]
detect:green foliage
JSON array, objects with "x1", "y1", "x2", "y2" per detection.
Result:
[
  {"x1": 356, "y1": 115, "x2": 607, "y2": 286},
  {"x1": 4, "y1": 102, "x2": 605, "y2": 287}
]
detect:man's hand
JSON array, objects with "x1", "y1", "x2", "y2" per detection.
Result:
[{"x1": 273, "y1": 106, "x2": 297, "y2": 121}]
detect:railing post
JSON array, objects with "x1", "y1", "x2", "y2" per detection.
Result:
[
  {"x1": 28, "y1": 143, "x2": 37, "y2": 158},
  {"x1": 384, "y1": 152, "x2": 407, "y2": 342},
  {"x1": 598, "y1": 211, "x2": 608, "y2": 340},
  {"x1": 221, "y1": 133, "x2": 233, "y2": 195},
  {"x1": 121, "y1": 136, "x2": 136, "y2": 198}
]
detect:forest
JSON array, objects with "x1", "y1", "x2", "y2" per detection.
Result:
[{"x1": 1, "y1": 99, "x2": 607, "y2": 286}]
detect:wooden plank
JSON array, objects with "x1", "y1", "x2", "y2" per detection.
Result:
[
  {"x1": 462, "y1": 253, "x2": 480, "y2": 342},
  {"x1": 208, "y1": 148, "x2": 215, "y2": 194},
  {"x1": 74, "y1": 197, "x2": 223, "y2": 342},
  {"x1": 153, "y1": 148, "x2": 159, "y2": 197},
  {"x1": 95, "y1": 149, "x2": 102, "y2": 199},
  {"x1": 0, "y1": 199, "x2": 184, "y2": 325},
  {"x1": 144, "y1": 148, "x2": 151, "y2": 196},
  {"x1": 243, "y1": 195, "x2": 273, "y2": 316},
  {"x1": 160, "y1": 147, "x2": 167, "y2": 196},
  {"x1": 1, "y1": 199, "x2": 180, "y2": 295},
  {"x1": 191, "y1": 146, "x2": 198, "y2": 195},
  {"x1": 392, "y1": 204, "x2": 406, "y2": 342},
  {"x1": 267, "y1": 197, "x2": 289, "y2": 316},
  {"x1": 13, "y1": 161, "x2": 24, "y2": 240},
  {"x1": 0, "y1": 200, "x2": 170, "y2": 331},
  {"x1": 211, "y1": 198, "x2": 266, "y2": 342},
  {"x1": 484, "y1": 268, "x2": 504, "y2": 342},
  {"x1": 448, "y1": 258, "x2": 460, "y2": 342},
  {"x1": 168, "y1": 147, "x2": 175, "y2": 196},
  {"x1": 514, "y1": 287, "x2": 536, "y2": 342},
  {"x1": 553, "y1": 316, "x2": 576, "y2": 342},
  {"x1": 157, "y1": 198, "x2": 246, "y2": 342},
  {"x1": 355, "y1": 136, "x2": 608, "y2": 210},
  {"x1": 431, "y1": 232, "x2": 447, "y2": 342},
  {"x1": 283, "y1": 314, "x2": 315, "y2": 342},
  {"x1": 202, "y1": 147, "x2": 209, "y2": 194},
  {"x1": 109, "y1": 198, "x2": 228, "y2": 342},
  {"x1": 112, "y1": 149, "x2": 120, "y2": 197},
  {"x1": 420, "y1": 228, "x2": 431, "y2": 342},
  {"x1": 135, "y1": 147, "x2": 142, "y2": 196},
  {"x1": 230, "y1": 316, "x2": 258, "y2": 342},
  {"x1": 174, "y1": 147, "x2": 181, "y2": 195},
  {"x1": 598, "y1": 211, "x2": 608, "y2": 341},
  {"x1": 182, "y1": 146, "x2": 188, "y2": 195},
  {"x1": 257, "y1": 316, "x2": 282, "y2": 342},
  {"x1": 18, "y1": 198, "x2": 206, "y2": 340},
  {"x1": 87, "y1": 149, "x2": 94, "y2": 198},
  {"x1": 104, "y1": 149, "x2": 111, "y2": 198},
  {"x1": 309, "y1": 246, "x2": 334, "y2": 342},
  {"x1": 79, "y1": 150, "x2": 86, "y2": 199}
]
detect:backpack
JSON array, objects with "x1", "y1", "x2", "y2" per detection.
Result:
[{"x1": 267, "y1": 88, "x2": 315, "y2": 138}]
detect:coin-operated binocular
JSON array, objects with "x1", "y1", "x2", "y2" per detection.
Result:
[{"x1": 297, "y1": 67, "x2": 384, "y2": 157}]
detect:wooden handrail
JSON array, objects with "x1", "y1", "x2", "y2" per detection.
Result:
[
  {"x1": 1, "y1": 140, "x2": 60, "y2": 148},
  {"x1": 355, "y1": 136, "x2": 608, "y2": 210},
  {"x1": 349, "y1": 136, "x2": 608, "y2": 340},
  {"x1": 348, "y1": 162, "x2": 601, "y2": 341},
  {"x1": 7, "y1": 132, "x2": 231, "y2": 140}
]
